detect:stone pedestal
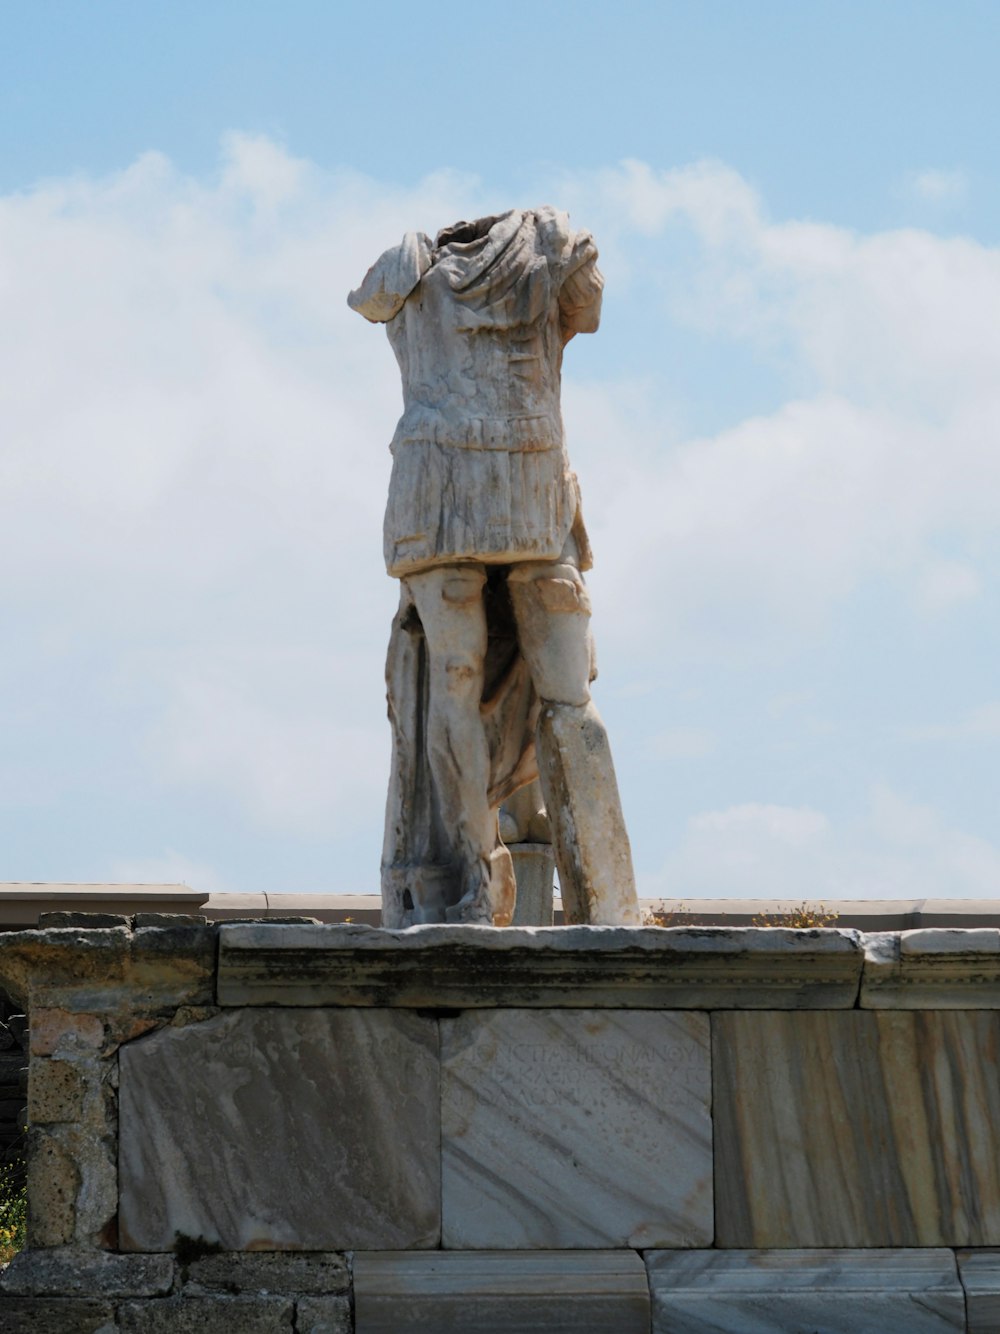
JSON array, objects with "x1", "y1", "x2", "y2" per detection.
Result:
[{"x1": 3, "y1": 921, "x2": 1000, "y2": 1329}]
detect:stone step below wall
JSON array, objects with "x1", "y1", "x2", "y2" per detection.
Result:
[
  {"x1": 4, "y1": 1247, "x2": 1000, "y2": 1332},
  {"x1": 647, "y1": 1249, "x2": 967, "y2": 1334},
  {"x1": 354, "y1": 1250, "x2": 650, "y2": 1333}
]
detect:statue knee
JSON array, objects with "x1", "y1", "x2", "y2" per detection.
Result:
[
  {"x1": 438, "y1": 651, "x2": 483, "y2": 699},
  {"x1": 538, "y1": 697, "x2": 602, "y2": 734}
]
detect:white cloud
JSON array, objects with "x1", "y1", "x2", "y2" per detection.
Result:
[
  {"x1": 914, "y1": 558, "x2": 982, "y2": 612},
  {"x1": 645, "y1": 790, "x2": 1000, "y2": 901},
  {"x1": 0, "y1": 137, "x2": 492, "y2": 853},
  {"x1": 692, "y1": 803, "x2": 829, "y2": 843},
  {"x1": 907, "y1": 168, "x2": 969, "y2": 205},
  {"x1": 560, "y1": 158, "x2": 1000, "y2": 656},
  {"x1": 903, "y1": 702, "x2": 1000, "y2": 744},
  {"x1": 642, "y1": 801, "x2": 832, "y2": 899},
  {"x1": 649, "y1": 726, "x2": 716, "y2": 760},
  {"x1": 146, "y1": 650, "x2": 387, "y2": 835},
  {"x1": 864, "y1": 787, "x2": 1000, "y2": 897}
]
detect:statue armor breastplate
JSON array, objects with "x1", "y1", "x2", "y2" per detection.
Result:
[{"x1": 350, "y1": 207, "x2": 602, "y2": 576}]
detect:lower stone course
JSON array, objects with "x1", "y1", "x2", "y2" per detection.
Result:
[
  {"x1": 646, "y1": 1248, "x2": 967, "y2": 1333},
  {"x1": 957, "y1": 1250, "x2": 1000, "y2": 1334},
  {"x1": 7, "y1": 1246, "x2": 1000, "y2": 1331},
  {"x1": 183, "y1": 1250, "x2": 350, "y2": 1297},
  {"x1": 117, "y1": 1295, "x2": 294, "y2": 1332},
  {"x1": 1, "y1": 1247, "x2": 174, "y2": 1297},
  {"x1": 352, "y1": 1249, "x2": 649, "y2": 1333},
  {"x1": 0, "y1": 1297, "x2": 116, "y2": 1334},
  {"x1": 0, "y1": 1249, "x2": 352, "y2": 1332},
  {"x1": 0, "y1": 1294, "x2": 344, "y2": 1333},
  {"x1": 296, "y1": 1294, "x2": 353, "y2": 1333}
]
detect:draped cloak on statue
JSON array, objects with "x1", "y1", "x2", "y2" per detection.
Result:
[{"x1": 349, "y1": 207, "x2": 603, "y2": 926}]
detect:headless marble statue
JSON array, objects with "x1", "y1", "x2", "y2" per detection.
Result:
[{"x1": 349, "y1": 206, "x2": 639, "y2": 928}]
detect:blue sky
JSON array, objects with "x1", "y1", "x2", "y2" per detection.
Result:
[{"x1": 2, "y1": 2, "x2": 999, "y2": 899}]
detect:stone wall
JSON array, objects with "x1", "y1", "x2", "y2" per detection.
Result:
[{"x1": 3, "y1": 920, "x2": 1000, "y2": 1330}]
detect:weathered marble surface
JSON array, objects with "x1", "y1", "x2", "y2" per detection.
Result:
[
  {"x1": 353, "y1": 1250, "x2": 650, "y2": 1333},
  {"x1": 441, "y1": 1008, "x2": 711, "y2": 1247},
  {"x1": 646, "y1": 1249, "x2": 965, "y2": 1334},
  {"x1": 957, "y1": 1250, "x2": 1000, "y2": 1334},
  {"x1": 862, "y1": 928, "x2": 1000, "y2": 1007},
  {"x1": 119, "y1": 1007, "x2": 439, "y2": 1251},
  {"x1": 219, "y1": 922, "x2": 863, "y2": 1008},
  {"x1": 715, "y1": 1010, "x2": 1000, "y2": 1246}
]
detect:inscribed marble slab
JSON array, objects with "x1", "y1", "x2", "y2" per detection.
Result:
[
  {"x1": 714, "y1": 1010, "x2": 1000, "y2": 1247},
  {"x1": 353, "y1": 1250, "x2": 650, "y2": 1334},
  {"x1": 441, "y1": 1008, "x2": 711, "y2": 1248},
  {"x1": 119, "y1": 1008, "x2": 439, "y2": 1251},
  {"x1": 646, "y1": 1249, "x2": 965, "y2": 1334}
]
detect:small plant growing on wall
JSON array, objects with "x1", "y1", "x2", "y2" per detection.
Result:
[
  {"x1": 752, "y1": 902, "x2": 839, "y2": 928},
  {"x1": 0, "y1": 1161, "x2": 26, "y2": 1266},
  {"x1": 643, "y1": 902, "x2": 691, "y2": 927}
]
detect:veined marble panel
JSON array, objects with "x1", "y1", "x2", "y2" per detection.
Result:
[
  {"x1": 957, "y1": 1250, "x2": 1000, "y2": 1334},
  {"x1": 715, "y1": 1010, "x2": 1000, "y2": 1247},
  {"x1": 862, "y1": 928, "x2": 1000, "y2": 1006},
  {"x1": 646, "y1": 1249, "x2": 965, "y2": 1334},
  {"x1": 219, "y1": 922, "x2": 862, "y2": 1008},
  {"x1": 119, "y1": 1008, "x2": 439, "y2": 1251},
  {"x1": 353, "y1": 1250, "x2": 650, "y2": 1334},
  {"x1": 441, "y1": 1008, "x2": 711, "y2": 1248}
]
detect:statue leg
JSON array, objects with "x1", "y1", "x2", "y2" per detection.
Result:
[
  {"x1": 406, "y1": 564, "x2": 512, "y2": 924},
  {"x1": 508, "y1": 558, "x2": 639, "y2": 926}
]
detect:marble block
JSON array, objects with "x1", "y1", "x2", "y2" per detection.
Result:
[
  {"x1": 646, "y1": 1249, "x2": 965, "y2": 1334},
  {"x1": 219, "y1": 922, "x2": 862, "y2": 1008},
  {"x1": 353, "y1": 1250, "x2": 650, "y2": 1334},
  {"x1": 957, "y1": 1250, "x2": 1000, "y2": 1334},
  {"x1": 119, "y1": 1008, "x2": 440, "y2": 1251},
  {"x1": 715, "y1": 1010, "x2": 1000, "y2": 1247},
  {"x1": 862, "y1": 928, "x2": 1000, "y2": 1006},
  {"x1": 441, "y1": 1008, "x2": 711, "y2": 1247}
]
